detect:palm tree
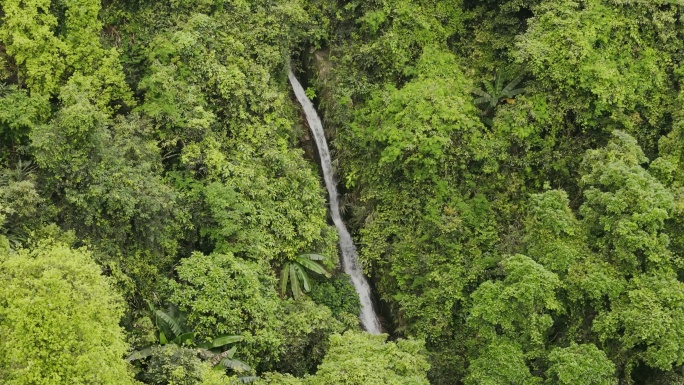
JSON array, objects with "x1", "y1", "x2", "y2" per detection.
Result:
[
  {"x1": 280, "y1": 253, "x2": 332, "y2": 300},
  {"x1": 127, "y1": 303, "x2": 249, "y2": 372},
  {"x1": 471, "y1": 69, "x2": 525, "y2": 111}
]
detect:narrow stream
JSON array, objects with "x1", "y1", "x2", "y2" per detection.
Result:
[{"x1": 288, "y1": 70, "x2": 382, "y2": 334}]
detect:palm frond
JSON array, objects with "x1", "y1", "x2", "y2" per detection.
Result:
[
  {"x1": 296, "y1": 258, "x2": 331, "y2": 277},
  {"x1": 494, "y1": 69, "x2": 504, "y2": 95},
  {"x1": 172, "y1": 332, "x2": 195, "y2": 346},
  {"x1": 155, "y1": 309, "x2": 183, "y2": 340},
  {"x1": 211, "y1": 335, "x2": 244, "y2": 348},
  {"x1": 470, "y1": 88, "x2": 490, "y2": 98},
  {"x1": 298, "y1": 253, "x2": 326, "y2": 261},
  {"x1": 218, "y1": 358, "x2": 251, "y2": 372},
  {"x1": 159, "y1": 330, "x2": 168, "y2": 344},
  {"x1": 483, "y1": 80, "x2": 495, "y2": 96},
  {"x1": 473, "y1": 69, "x2": 526, "y2": 110},
  {"x1": 280, "y1": 263, "x2": 290, "y2": 297},
  {"x1": 290, "y1": 263, "x2": 302, "y2": 300},
  {"x1": 126, "y1": 346, "x2": 153, "y2": 362},
  {"x1": 503, "y1": 87, "x2": 526, "y2": 98},
  {"x1": 295, "y1": 265, "x2": 311, "y2": 292},
  {"x1": 473, "y1": 96, "x2": 492, "y2": 105},
  {"x1": 213, "y1": 345, "x2": 251, "y2": 372},
  {"x1": 501, "y1": 74, "x2": 524, "y2": 95},
  {"x1": 166, "y1": 303, "x2": 183, "y2": 323},
  {"x1": 0, "y1": 83, "x2": 10, "y2": 98}
]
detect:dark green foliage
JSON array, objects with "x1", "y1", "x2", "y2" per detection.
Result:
[
  {"x1": 31, "y1": 80, "x2": 182, "y2": 299},
  {"x1": 271, "y1": 299, "x2": 345, "y2": 376},
  {"x1": 144, "y1": 345, "x2": 205, "y2": 385},
  {"x1": 127, "y1": 303, "x2": 247, "y2": 372},
  {"x1": 142, "y1": 344, "x2": 241, "y2": 385},
  {"x1": 471, "y1": 69, "x2": 526, "y2": 123},
  {"x1": 0, "y1": 162, "x2": 47, "y2": 249},
  {"x1": 280, "y1": 254, "x2": 331, "y2": 300},
  {"x1": 310, "y1": 274, "x2": 362, "y2": 325},
  {"x1": 3, "y1": 0, "x2": 684, "y2": 384}
]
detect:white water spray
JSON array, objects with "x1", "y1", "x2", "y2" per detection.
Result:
[{"x1": 288, "y1": 70, "x2": 382, "y2": 334}]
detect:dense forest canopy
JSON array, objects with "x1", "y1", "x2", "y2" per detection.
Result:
[{"x1": 1, "y1": 0, "x2": 684, "y2": 384}]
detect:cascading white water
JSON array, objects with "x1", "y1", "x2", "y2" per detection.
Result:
[{"x1": 288, "y1": 70, "x2": 382, "y2": 334}]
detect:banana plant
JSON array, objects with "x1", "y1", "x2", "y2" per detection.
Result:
[
  {"x1": 471, "y1": 69, "x2": 525, "y2": 110},
  {"x1": 202, "y1": 345, "x2": 251, "y2": 373},
  {"x1": 280, "y1": 253, "x2": 332, "y2": 300},
  {"x1": 127, "y1": 303, "x2": 247, "y2": 373}
]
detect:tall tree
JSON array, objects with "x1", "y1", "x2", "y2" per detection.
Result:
[{"x1": 0, "y1": 241, "x2": 138, "y2": 384}]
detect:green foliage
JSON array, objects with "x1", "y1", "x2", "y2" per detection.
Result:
[
  {"x1": 466, "y1": 132, "x2": 682, "y2": 382},
  {"x1": 468, "y1": 254, "x2": 561, "y2": 349},
  {"x1": 254, "y1": 372, "x2": 304, "y2": 385},
  {"x1": 580, "y1": 131, "x2": 675, "y2": 274},
  {"x1": 0, "y1": 0, "x2": 131, "y2": 106},
  {"x1": 523, "y1": 190, "x2": 584, "y2": 273},
  {"x1": 280, "y1": 253, "x2": 332, "y2": 300},
  {"x1": 143, "y1": 344, "x2": 239, "y2": 385},
  {"x1": 330, "y1": 0, "x2": 465, "y2": 84},
  {"x1": 516, "y1": 0, "x2": 676, "y2": 150},
  {"x1": 31, "y1": 77, "x2": 182, "y2": 298},
  {"x1": 310, "y1": 274, "x2": 362, "y2": 327},
  {"x1": 593, "y1": 272, "x2": 684, "y2": 372},
  {"x1": 201, "y1": 157, "x2": 333, "y2": 263},
  {"x1": 253, "y1": 331, "x2": 432, "y2": 384},
  {"x1": 305, "y1": 331, "x2": 430, "y2": 385},
  {"x1": 350, "y1": 47, "x2": 491, "y2": 182},
  {"x1": 339, "y1": 47, "x2": 502, "y2": 355},
  {"x1": 136, "y1": 62, "x2": 216, "y2": 148},
  {"x1": 272, "y1": 298, "x2": 345, "y2": 376},
  {"x1": 0, "y1": 241, "x2": 138, "y2": 384},
  {"x1": 0, "y1": 86, "x2": 49, "y2": 152},
  {"x1": 545, "y1": 344, "x2": 616, "y2": 385},
  {"x1": 650, "y1": 88, "x2": 684, "y2": 268},
  {"x1": 0, "y1": 162, "x2": 47, "y2": 249},
  {"x1": 168, "y1": 252, "x2": 284, "y2": 367},
  {"x1": 472, "y1": 69, "x2": 525, "y2": 110},
  {"x1": 144, "y1": 345, "x2": 206, "y2": 385},
  {"x1": 127, "y1": 303, "x2": 246, "y2": 367},
  {"x1": 0, "y1": 0, "x2": 66, "y2": 95},
  {"x1": 2, "y1": 0, "x2": 684, "y2": 383},
  {"x1": 464, "y1": 338, "x2": 540, "y2": 385}
]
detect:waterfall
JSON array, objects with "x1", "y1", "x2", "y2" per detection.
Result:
[{"x1": 288, "y1": 70, "x2": 382, "y2": 334}]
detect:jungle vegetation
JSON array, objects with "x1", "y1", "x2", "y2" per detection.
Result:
[{"x1": 1, "y1": 0, "x2": 684, "y2": 384}]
